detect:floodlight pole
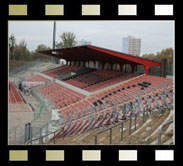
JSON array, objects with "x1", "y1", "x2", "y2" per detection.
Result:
[{"x1": 52, "y1": 21, "x2": 56, "y2": 64}]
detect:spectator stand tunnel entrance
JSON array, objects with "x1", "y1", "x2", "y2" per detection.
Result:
[{"x1": 39, "y1": 45, "x2": 161, "y2": 75}]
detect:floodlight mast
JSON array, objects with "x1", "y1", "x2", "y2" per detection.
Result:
[{"x1": 52, "y1": 21, "x2": 56, "y2": 63}]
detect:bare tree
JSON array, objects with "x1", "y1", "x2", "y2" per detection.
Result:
[
  {"x1": 9, "y1": 34, "x2": 16, "y2": 60},
  {"x1": 56, "y1": 32, "x2": 77, "y2": 48}
]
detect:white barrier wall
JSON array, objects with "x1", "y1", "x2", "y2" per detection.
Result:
[
  {"x1": 39, "y1": 73, "x2": 90, "y2": 97},
  {"x1": 55, "y1": 79, "x2": 90, "y2": 97},
  {"x1": 22, "y1": 81, "x2": 46, "y2": 88},
  {"x1": 39, "y1": 73, "x2": 54, "y2": 81}
]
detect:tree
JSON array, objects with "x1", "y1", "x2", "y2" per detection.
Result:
[
  {"x1": 158, "y1": 48, "x2": 174, "y2": 64},
  {"x1": 32, "y1": 44, "x2": 52, "y2": 61},
  {"x1": 14, "y1": 40, "x2": 30, "y2": 60},
  {"x1": 142, "y1": 54, "x2": 156, "y2": 61},
  {"x1": 141, "y1": 48, "x2": 174, "y2": 75},
  {"x1": 56, "y1": 32, "x2": 77, "y2": 48},
  {"x1": 142, "y1": 48, "x2": 174, "y2": 63},
  {"x1": 9, "y1": 34, "x2": 16, "y2": 60},
  {"x1": 36, "y1": 44, "x2": 51, "y2": 51},
  {"x1": 9, "y1": 34, "x2": 52, "y2": 62}
]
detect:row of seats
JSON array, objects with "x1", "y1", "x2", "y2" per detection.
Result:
[
  {"x1": 65, "y1": 69, "x2": 123, "y2": 89},
  {"x1": 63, "y1": 68, "x2": 96, "y2": 81},
  {"x1": 43, "y1": 65, "x2": 82, "y2": 78},
  {"x1": 65, "y1": 79, "x2": 88, "y2": 88},
  {"x1": 93, "y1": 70, "x2": 122, "y2": 77},
  {"x1": 52, "y1": 75, "x2": 173, "y2": 139},
  {"x1": 39, "y1": 83, "x2": 86, "y2": 109},
  {"x1": 42, "y1": 65, "x2": 134, "y2": 91},
  {"x1": 9, "y1": 82, "x2": 24, "y2": 104},
  {"x1": 84, "y1": 73, "x2": 138, "y2": 91},
  {"x1": 27, "y1": 75, "x2": 50, "y2": 83},
  {"x1": 66, "y1": 73, "x2": 103, "y2": 88}
]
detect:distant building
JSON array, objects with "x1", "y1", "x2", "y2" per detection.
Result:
[{"x1": 122, "y1": 36, "x2": 141, "y2": 56}]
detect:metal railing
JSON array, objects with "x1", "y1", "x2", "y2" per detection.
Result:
[
  {"x1": 26, "y1": 126, "x2": 63, "y2": 144},
  {"x1": 24, "y1": 93, "x2": 172, "y2": 145},
  {"x1": 158, "y1": 120, "x2": 173, "y2": 145},
  {"x1": 26, "y1": 108, "x2": 113, "y2": 144},
  {"x1": 95, "y1": 121, "x2": 124, "y2": 145},
  {"x1": 25, "y1": 100, "x2": 151, "y2": 145},
  {"x1": 95, "y1": 114, "x2": 140, "y2": 145},
  {"x1": 25, "y1": 103, "x2": 128, "y2": 144}
]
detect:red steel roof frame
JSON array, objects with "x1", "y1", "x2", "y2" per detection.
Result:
[{"x1": 39, "y1": 45, "x2": 161, "y2": 75}]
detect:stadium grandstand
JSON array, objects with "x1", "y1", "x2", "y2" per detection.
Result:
[
  {"x1": 9, "y1": 81, "x2": 24, "y2": 104},
  {"x1": 8, "y1": 45, "x2": 174, "y2": 145}
]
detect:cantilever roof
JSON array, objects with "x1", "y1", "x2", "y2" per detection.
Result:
[{"x1": 39, "y1": 45, "x2": 161, "y2": 67}]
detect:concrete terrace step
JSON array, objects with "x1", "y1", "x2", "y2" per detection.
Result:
[{"x1": 46, "y1": 110, "x2": 173, "y2": 145}]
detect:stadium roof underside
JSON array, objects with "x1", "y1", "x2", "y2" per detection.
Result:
[{"x1": 39, "y1": 45, "x2": 161, "y2": 75}]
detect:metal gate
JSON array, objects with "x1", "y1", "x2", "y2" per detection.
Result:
[{"x1": 24, "y1": 123, "x2": 32, "y2": 144}]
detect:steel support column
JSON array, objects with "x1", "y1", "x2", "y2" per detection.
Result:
[
  {"x1": 120, "y1": 123, "x2": 123, "y2": 141},
  {"x1": 135, "y1": 114, "x2": 137, "y2": 130},
  {"x1": 145, "y1": 66, "x2": 150, "y2": 75},
  {"x1": 110, "y1": 63, "x2": 113, "y2": 70},
  {"x1": 131, "y1": 64, "x2": 136, "y2": 73},
  {"x1": 102, "y1": 63, "x2": 104, "y2": 70},
  {"x1": 78, "y1": 61, "x2": 81, "y2": 67},
  {"x1": 109, "y1": 128, "x2": 112, "y2": 144},
  {"x1": 120, "y1": 64, "x2": 124, "y2": 72},
  {"x1": 129, "y1": 118, "x2": 132, "y2": 135}
]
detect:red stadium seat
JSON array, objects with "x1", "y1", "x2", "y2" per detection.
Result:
[{"x1": 9, "y1": 82, "x2": 24, "y2": 104}]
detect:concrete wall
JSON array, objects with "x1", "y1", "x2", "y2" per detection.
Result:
[
  {"x1": 39, "y1": 73, "x2": 90, "y2": 97},
  {"x1": 55, "y1": 79, "x2": 90, "y2": 97},
  {"x1": 39, "y1": 73, "x2": 54, "y2": 82}
]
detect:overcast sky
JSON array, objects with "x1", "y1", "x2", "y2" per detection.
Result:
[{"x1": 9, "y1": 21, "x2": 174, "y2": 55}]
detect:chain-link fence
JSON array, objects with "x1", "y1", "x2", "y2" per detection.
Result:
[
  {"x1": 8, "y1": 125, "x2": 24, "y2": 145},
  {"x1": 8, "y1": 91, "x2": 53, "y2": 145}
]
